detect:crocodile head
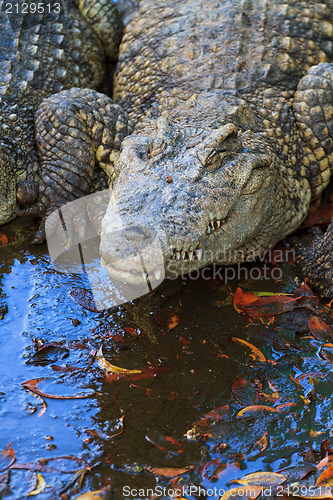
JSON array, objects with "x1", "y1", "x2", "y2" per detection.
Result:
[{"x1": 100, "y1": 116, "x2": 284, "y2": 284}]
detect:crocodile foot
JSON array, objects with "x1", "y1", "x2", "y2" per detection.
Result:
[{"x1": 288, "y1": 222, "x2": 333, "y2": 298}]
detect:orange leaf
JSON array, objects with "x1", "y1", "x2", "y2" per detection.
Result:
[
  {"x1": 317, "y1": 462, "x2": 333, "y2": 486},
  {"x1": 0, "y1": 233, "x2": 8, "y2": 247},
  {"x1": 233, "y1": 288, "x2": 260, "y2": 312},
  {"x1": 256, "y1": 432, "x2": 268, "y2": 452},
  {"x1": 232, "y1": 338, "x2": 266, "y2": 362},
  {"x1": 236, "y1": 405, "x2": 281, "y2": 418},
  {"x1": 96, "y1": 344, "x2": 142, "y2": 374},
  {"x1": 168, "y1": 314, "x2": 180, "y2": 330}
]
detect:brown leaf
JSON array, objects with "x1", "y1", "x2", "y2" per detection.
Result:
[
  {"x1": 22, "y1": 378, "x2": 92, "y2": 400},
  {"x1": 145, "y1": 465, "x2": 194, "y2": 477},
  {"x1": 0, "y1": 445, "x2": 15, "y2": 472}
]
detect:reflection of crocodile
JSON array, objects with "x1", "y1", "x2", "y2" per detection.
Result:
[
  {"x1": 0, "y1": 0, "x2": 124, "y2": 240},
  {"x1": 12, "y1": 0, "x2": 333, "y2": 296}
]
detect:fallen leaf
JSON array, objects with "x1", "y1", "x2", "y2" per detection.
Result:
[
  {"x1": 0, "y1": 444, "x2": 15, "y2": 472},
  {"x1": 236, "y1": 405, "x2": 281, "y2": 418},
  {"x1": 145, "y1": 435, "x2": 183, "y2": 455},
  {"x1": 309, "y1": 316, "x2": 333, "y2": 340},
  {"x1": 95, "y1": 344, "x2": 142, "y2": 374},
  {"x1": 232, "y1": 378, "x2": 258, "y2": 406},
  {"x1": 255, "y1": 432, "x2": 268, "y2": 453},
  {"x1": 220, "y1": 486, "x2": 262, "y2": 500},
  {"x1": 70, "y1": 288, "x2": 98, "y2": 312},
  {"x1": 86, "y1": 415, "x2": 124, "y2": 441},
  {"x1": 27, "y1": 473, "x2": 47, "y2": 496},
  {"x1": 231, "y1": 471, "x2": 286, "y2": 487},
  {"x1": 0, "y1": 233, "x2": 8, "y2": 247},
  {"x1": 22, "y1": 379, "x2": 92, "y2": 399},
  {"x1": 301, "y1": 205, "x2": 333, "y2": 228},
  {"x1": 27, "y1": 344, "x2": 70, "y2": 366},
  {"x1": 317, "y1": 463, "x2": 333, "y2": 486},
  {"x1": 145, "y1": 465, "x2": 194, "y2": 477},
  {"x1": 74, "y1": 489, "x2": 110, "y2": 500},
  {"x1": 232, "y1": 338, "x2": 266, "y2": 362},
  {"x1": 318, "y1": 456, "x2": 333, "y2": 471},
  {"x1": 0, "y1": 471, "x2": 9, "y2": 494},
  {"x1": 234, "y1": 288, "x2": 303, "y2": 317},
  {"x1": 168, "y1": 314, "x2": 180, "y2": 330},
  {"x1": 194, "y1": 405, "x2": 231, "y2": 436},
  {"x1": 104, "y1": 364, "x2": 170, "y2": 383}
]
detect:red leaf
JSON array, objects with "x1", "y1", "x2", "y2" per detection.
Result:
[
  {"x1": 309, "y1": 316, "x2": 332, "y2": 338},
  {"x1": 301, "y1": 206, "x2": 333, "y2": 229},
  {"x1": 145, "y1": 435, "x2": 183, "y2": 455},
  {"x1": 233, "y1": 288, "x2": 302, "y2": 317},
  {"x1": 0, "y1": 234, "x2": 8, "y2": 247}
]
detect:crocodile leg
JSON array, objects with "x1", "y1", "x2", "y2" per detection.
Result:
[
  {"x1": 76, "y1": 0, "x2": 123, "y2": 60},
  {"x1": 17, "y1": 88, "x2": 131, "y2": 244},
  {"x1": 291, "y1": 63, "x2": 333, "y2": 297}
]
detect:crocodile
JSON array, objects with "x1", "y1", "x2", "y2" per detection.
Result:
[
  {"x1": 7, "y1": 0, "x2": 333, "y2": 296},
  {"x1": 0, "y1": 0, "x2": 127, "y2": 238},
  {"x1": 99, "y1": 0, "x2": 333, "y2": 296}
]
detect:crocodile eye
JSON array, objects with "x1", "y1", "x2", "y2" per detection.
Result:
[{"x1": 205, "y1": 151, "x2": 234, "y2": 171}]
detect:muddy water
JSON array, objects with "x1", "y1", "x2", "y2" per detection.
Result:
[{"x1": 1, "y1": 218, "x2": 333, "y2": 499}]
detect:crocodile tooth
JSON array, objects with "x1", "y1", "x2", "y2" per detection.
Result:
[
  {"x1": 142, "y1": 272, "x2": 147, "y2": 280},
  {"x1": 210, "y1": 221, "x2": 214, "y2": 229},
  {"x1": 207, "y1": 226, "x2": 211, "y2": 234},
  {"x1": 188, "y1": 251, "x2": 194, "y2": 261},
  {"x1": 100, "y1": 257, "x2": 106, "y2": 268},
  {"x1": 181, "y1": 251, "x2": 186, "y2": 260},
  {"x1": 216, "y1": 220, "x2": 221, "y2": 228},
  {"x1": 196, "y1": 249, "x2": 203, "y2": 260},
  {"x1": 176, "y1": 251, "x2": 181, "y2": 260}
]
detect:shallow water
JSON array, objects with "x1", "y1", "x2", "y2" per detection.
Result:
[{"x1": 1, "y1": 218, "x2": 333, "y2": 499}]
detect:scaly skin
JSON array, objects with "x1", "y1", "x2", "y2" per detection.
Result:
[
  {"x1": 98, "y1": 0, "x2": 333, "y2": 296},
  {"x1": 0, "y1": 0, "x2": 124, "y2": 236}
]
